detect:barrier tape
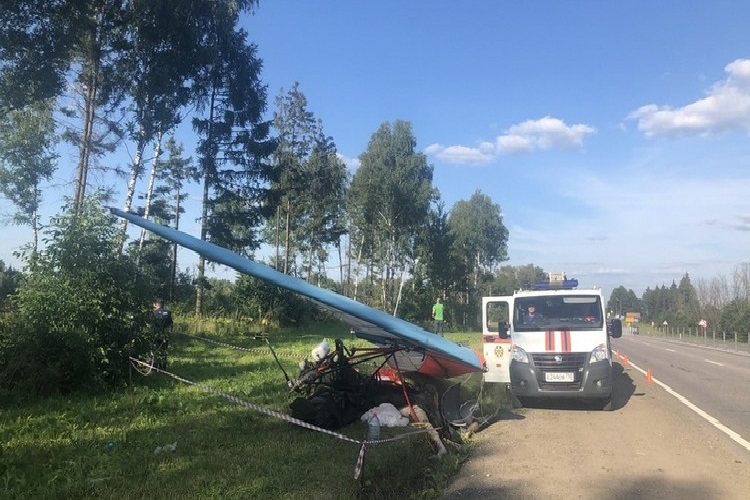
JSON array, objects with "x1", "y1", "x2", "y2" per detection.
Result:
[
  {"x1": 129, "y1": 357, "x2": 434, "y2": 478},
  {"x1": 179, "y1": 332, "x2": 307, "y2": 359}
]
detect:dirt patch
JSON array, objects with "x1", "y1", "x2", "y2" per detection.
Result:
[{"x1": 443, "y1": 363, "x2": 749, "y2": 500}]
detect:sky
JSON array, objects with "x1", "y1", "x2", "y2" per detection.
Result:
[{"x1": 2, "y1": 1, "x2": 750, "y2": 299}]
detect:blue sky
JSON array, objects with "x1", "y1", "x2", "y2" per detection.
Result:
[
  {"x1": 242, "y1": 1, "x2": 750, "y2": 297},
  {"x1": 2, "y1": 1, "x2": 749, "y2": 299}
]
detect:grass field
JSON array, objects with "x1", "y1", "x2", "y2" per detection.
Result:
[{"x1": 1, "y1": 323, "x2": 507, "y2": 499}]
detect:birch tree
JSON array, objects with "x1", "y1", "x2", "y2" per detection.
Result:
[
  {"x1": 0, "y1": 100, "x2": 58, "y2": 255},
  {"x1": 347, "y1": 120, "x2": 435, "y2": 311}
]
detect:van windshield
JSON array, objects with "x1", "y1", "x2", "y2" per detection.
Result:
[{"x1": 514, "y1": 295, "x2": 603, "y2": 331}]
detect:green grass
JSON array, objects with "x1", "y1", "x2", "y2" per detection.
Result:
[{"x1": 0, "y1": 323, "x2": 507, "y2": 499}]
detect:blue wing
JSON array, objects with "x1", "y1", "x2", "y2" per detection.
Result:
[{"x1": 111, "y1": 208, "x2": 484, "y2": 377}]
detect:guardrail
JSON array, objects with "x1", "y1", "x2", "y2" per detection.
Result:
[{"x1": 625, "y1": 325, "x2": 750, "y2": 354}]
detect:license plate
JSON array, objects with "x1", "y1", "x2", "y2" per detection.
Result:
[{"x1": 545, "y1": 372, "x2": 574, "y2": 382}]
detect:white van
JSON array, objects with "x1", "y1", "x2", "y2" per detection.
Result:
[{"x1": 482, "y1": 276, "x2": 622, "y2": 410}]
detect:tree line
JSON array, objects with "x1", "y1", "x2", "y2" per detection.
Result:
[
  {"x1": 607, "y1": 267, "x2": 750, "y2": 339},
  {"x1": 0, "y1": 1, "x2": 517, "y2": 395},
  {"x1": 0, "y1": 1, "x2": 512, "y2": 320}
]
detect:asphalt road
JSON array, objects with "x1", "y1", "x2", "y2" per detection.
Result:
[
  {"x1": 443, "y1": 337, "x2": 750, "y2": 499},
  {"x1": 612, "y1": 333, "x2": 750, "y2": 451}
]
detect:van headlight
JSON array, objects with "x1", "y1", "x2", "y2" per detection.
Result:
[
  {"x1": 589, "y1": 344, "x2": 608, "y2": 363},
  {"x1": 511, "y1": 345, "x2": 529, "y2": 363}
]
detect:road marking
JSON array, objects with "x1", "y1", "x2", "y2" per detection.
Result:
[
  {"x1": 704, "y1": 359, "x2": 724, "y2": 367},
  {"x1": 624, "y1": 357, "x2": 750, "y2": 453},
  {"x1": 665, "y1": 348, "x2": 675, "y2": 352}
]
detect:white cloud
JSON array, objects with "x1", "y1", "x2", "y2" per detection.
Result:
[
  {"x1": 496, "y1": 134, "x2": 533, "y2": 154},
  {"x1": 593, "y1": 267, "x2": 630, "y2": 275},
  {"x1": 425, "y1": 116, "x2": 596, "y2": 165},
  {"x1": 732, "y1": 214, "x2": 750, "y2": 231},
  {"x1": 424, "y1": 143, "x2": 494, "y2": 165},
  {"x1": 628, "y1": 58, "x2": 750, "y2": 138},
  {"x1": 499, "y1": 117, "x2": 596, "y2": 152},
  {"x1": 336, "y1": 152, "x2": 361, "y2": 170}
]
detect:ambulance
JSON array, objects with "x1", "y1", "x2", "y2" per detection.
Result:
[{"x1": 482, "y1": 274, "x2": 622, "y2": 410}]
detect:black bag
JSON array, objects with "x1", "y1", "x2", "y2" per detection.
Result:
[{"x1": 290, "y1": 386, "x2": 361, "y2": 430}]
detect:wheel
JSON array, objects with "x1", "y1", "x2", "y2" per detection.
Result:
[
  {"x1": 130, "y1": 334, "x2": 157, "y2": 376},
  {"x1": 513, "y1": 396, "x2": 529, "y2": 408},
  {"x1": 131, "y1": 351, "x2": 156, "y2": 376},
  {"x1": 600, "y1": 389, "x2": 614, "y2": 411}
]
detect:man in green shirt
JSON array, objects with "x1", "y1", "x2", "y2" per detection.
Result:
[{"x1": 432, "y1": 297, "x2": 445, "y2": 336}]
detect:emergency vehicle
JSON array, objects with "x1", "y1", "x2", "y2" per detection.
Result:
[{"x1": 482, "y1": 274, "x2": 622, "y2": 410}]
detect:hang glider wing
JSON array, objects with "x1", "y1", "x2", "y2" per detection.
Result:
[{"x1": 111, "y1": 208, "x2": 485, "y2": 378}]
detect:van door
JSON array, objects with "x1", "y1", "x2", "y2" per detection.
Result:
[{"x1": 482, "y1": 296, "x2": 513, "y2": 383}]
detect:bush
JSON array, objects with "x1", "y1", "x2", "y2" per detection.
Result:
[
  {"x1": 0, "y1": 196, "x2": 151, "y2": 396},
  {"x1": 0, "y1": 323, "x2": 93, "y2": 397}
]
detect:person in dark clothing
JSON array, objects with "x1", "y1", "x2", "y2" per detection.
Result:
[
  {"x1": 523, "y1": 304, "x2": 544, "y2": 325},
  {"x1": 152, "y1": 298, "x2": 173, "y2": 369}
]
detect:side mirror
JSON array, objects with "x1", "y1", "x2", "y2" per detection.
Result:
[
  {"x1": 608, "y1": 319, "x2": 622, "y2": 339},
  {"x1": 498, "y1": 321, "x2": 510, "y2": 340}
]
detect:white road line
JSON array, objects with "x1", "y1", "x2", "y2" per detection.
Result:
[
  {"x1": 704, "y1": 359, "x2": 724, "y2": 367},
  {"x1": 665, "y1": 348, "x2": 675, "y2": 352},
  {"x1": 625, "y1": 358, "x2": 750, "y2": 453}
]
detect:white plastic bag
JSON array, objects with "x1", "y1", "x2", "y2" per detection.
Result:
[{"x1": 360, "y1": 402, "x2": 409, "y2": 427}]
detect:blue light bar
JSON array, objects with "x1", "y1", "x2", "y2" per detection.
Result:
[{"x1": 532, "y1": 278, "x2": 579, "y2": 290}]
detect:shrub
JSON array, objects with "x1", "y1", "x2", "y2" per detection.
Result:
[{"x1": 0, "y1": 196, "x2": 151, "y2": 396}]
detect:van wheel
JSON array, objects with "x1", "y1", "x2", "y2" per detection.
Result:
[
  {"x1": 513, "y1": 395, "x2": 528, "y2": 408},
  {"x1": 600, "y1": 391, "x2": 614, "y2": 411}
]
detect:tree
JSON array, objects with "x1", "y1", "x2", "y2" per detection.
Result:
[
  {"x1": 0, "y1": 100, "x2": 58, "y2": 254},
  {"x1": 0, "y1": 0, "x2": 88, "y2": 109},
  {"x1": 59, "y1": 1, "x2": 128, "y2": 212},
  {"x1": 0, "y1": 1, "x2": 133, "y2": 212},
  {"x1": 731, "y1": 262, "x2": 750, "y2": 301},
  {"x1": 416, "y1": 202, "x2": 454, "y2": 295},
  {"x1": 270, "y1": 82, "x2": 317, "y2": 274},
  {"x1": 347, "y1": 120, "x2": 435, "y2": 312},
  {"x1": 718, "y1": 298, "x2": 750, "y2": 342},
  {"x1": 608, "y1": 286, "x2": 641, "y2": 318},
  {"x1": 448, "y1": 190, "x2": 509, "y2": 283},
  {"x1": 696, "y1": 271, "x2": 732, "y2": 332},
  {"x1": 675, "y1": 273, "x2": 700, "y2": 327},
  {"x1": 0, "y1": 260, "x2": 23, "y2": 310},
  {"x1": 447, "y1": 190, "x2": 509, "y2": 327},
  {"x1": 492, "y1": 264, "x2": 547, "y2": 296},
  {"x1": 268, "y1": 83, "x2": 347, "y2": 279},
  {"x1": 146, "y1": 137, "x2": 198, "y2": 299},
  {"x1": 297, "y1": 131, "x2": 348, "y2": 281},
  {"x1": 116, "y1": 0, "x2": 214, "y2": 246},
  {"x1": 191, "y1": 6, "x2": 275, "y2": 316}
]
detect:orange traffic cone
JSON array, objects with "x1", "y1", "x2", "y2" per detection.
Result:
[
  {"x1": 622, "y1": 355, "x2": 630, "y2": 368},
  {"x1": 646, "y1": 368, "x2": 653, "y2": 384}
]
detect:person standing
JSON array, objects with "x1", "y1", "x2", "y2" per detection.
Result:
[
  {"x1": 152, "y1": 298, "x2": 173, "y2": 369},
  {"x1": 432, "y1": 297, "x2": 445, "y2": 336}
]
